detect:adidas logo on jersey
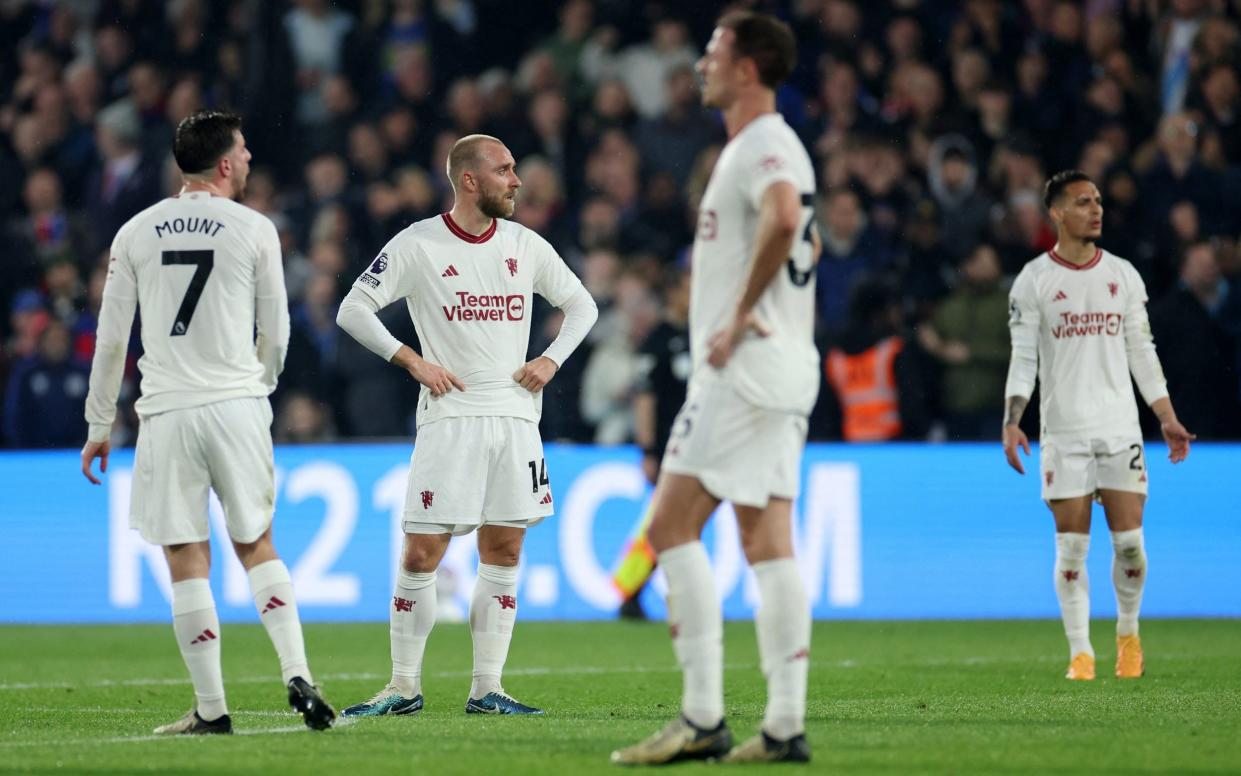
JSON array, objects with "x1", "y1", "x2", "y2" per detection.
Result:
[
  {"x1": 1053, "y1": 290, "x2": 1067, "y2": 302},
  {"x1": 539, "y1": 492, "x2": 552, "y2": 505},
  {"x1": 442, "y1": 265, "x2": 460, "y2": 278}
]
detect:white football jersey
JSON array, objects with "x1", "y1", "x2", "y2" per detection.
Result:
[
  {"x1": 690, "y1": 113, "x2": 820, "y2": 415},
  {"x1": 1005, "y1": 248, "x2": 1169, "y2": 439},
  {"x1": 93, "y1": 191, "x2": 287, "y2": 418},
  {"x1": 349, "y1": 213, "x2": 587, "y2": 426}
]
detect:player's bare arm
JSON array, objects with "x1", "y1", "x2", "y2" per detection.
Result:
[
  {"x1": 1149, "y1": 396, "x2": 1194, "y2": 463},
  {"x1": 1002, "y1": 395, "x2": 1031, "y2": 474},
  {"x1": 391, "y1": 344, "x2": 465, "y2": 398},
  {"x1": 512, "y1": 355, "x2": 558, "y2": 393},
  {"x1": 706, "y1": 180, "x2": 801, "y2": 368}
]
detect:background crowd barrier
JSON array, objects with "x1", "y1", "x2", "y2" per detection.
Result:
[{"x1": 1, "y1": 443, "x2": 1235, "y2": 623}]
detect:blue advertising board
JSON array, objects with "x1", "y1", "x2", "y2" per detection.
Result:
[{"x1": 0, "y1": 443, "x2": 1236, "y2": 623}]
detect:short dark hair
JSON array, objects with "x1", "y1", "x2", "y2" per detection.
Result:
[
  {"x1": 717, "y1": 11, "x2": 796, "y2": 90},
  {"x1": 1043, "y1": 169, "x2": 1093, "y2": 209},
  {"x1": 174, "y1": 109, "x2": 242, "y2": 175}
]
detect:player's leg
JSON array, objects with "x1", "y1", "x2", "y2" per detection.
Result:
[
  {"x1": 345, "y1": 530, "x2": 450, "y2": 717},
  {"x1": 722, "y1": 408, "x2": 813, "y2": 764},
  {"x1": 208, "y1": 397, "x2": 335, "y2": 729},
  {"x1": 134, "y1": 408, "x2": 232, "y2": 735},
  {"x1": 724, "y1": 498, "x2": 811, "y2": 763},
  {"x1": 1050, "y1": 496, "x2": 1095, "y2": 677},
  {"x1": 464, "y1": 417, "x2": 554, "y2": 715},
  {"x1": 1100, "y1": 489, "x2": 1146, "y2": 677},
  {"x1": 1042, "y1": 437, "x2": 1097, "y2": 679},
  {"x1": 464, "y1": 524, "x2": 542, "y2": 714},
  {"x1": 230, "y1": 528, "x2": 335, "y2": 729},
  {"x1": 610, "y1": 472, "x2": 728, "y2": 764},
  {"x1": 157, "y1": 540, "x2": 232, "y2": 734},
  {"x1": 347, "y1": 418, "x2": 483, "y2": 717}
]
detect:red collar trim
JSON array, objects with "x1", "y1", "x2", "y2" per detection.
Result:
[
  {"x1": 1048, "y1": 247, "x2": 1102, "y2": 271},
  {"x1": 441, "y1": 212, "x2": 497, "y2": 244}
]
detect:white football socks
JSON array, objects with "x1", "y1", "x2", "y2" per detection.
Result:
[
  {"x1": 753, "y1": 558, "x2": 810, "y2": 741},
  {"x1": 1111, "y1": 528, "x2": 1147, "y2": 637},
  {"x1": 658, "y1": 541, "x2": 724, "y2": 730},
  {"x1": 1054, "y1": 532, "x2": 1093, "y2": 658},
  {"x1": 247, "y1": 559, "x2": 311, "y2": 685},
  {"x1": 390, "y1": 569, "x2": 438, "y2": 697},
  {"x1": 469, "y1": 563, "x2": 519, "y2": 699},
  {"x1": 171, "y1": 578, "x2": 228, "y2": 721}
]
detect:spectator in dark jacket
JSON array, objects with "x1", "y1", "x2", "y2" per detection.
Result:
[
  {"x1": 1149, "y1": 241, "x2": 1240, "y2": 438},
  {"x1": 3, "y1": 318, "x2": 89, "y2": 448}
]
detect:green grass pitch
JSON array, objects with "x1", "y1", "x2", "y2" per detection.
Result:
[{"x1": 2, "y1": 619, "x2": 1239, "y2": 774}]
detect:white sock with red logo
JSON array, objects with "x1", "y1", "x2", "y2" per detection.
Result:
[
  {"x1": 1054, "y1": 532, "x2": 1093, "y2": 658},
  {"x1": 171, "y1": 578, "x2": 228, "y2": 721},
  {"x1": 469, "y1": 563, "x2": 519, "y2": 699},
  {"x1": 1111, "y1": 528, "x2": 1147, "y2": 637},
  {"x1": 247, "y1": 559, "x2": 310, "y2": 685},
  {"x1": 658, "y1": 541, "x2": 724, "y2": 730},
  {"x1": 390, "y1": 569, "x2": 437, "y2": 697},
  {"x1": 753, "y1": 558, "x2": 810, "y2": 740}
]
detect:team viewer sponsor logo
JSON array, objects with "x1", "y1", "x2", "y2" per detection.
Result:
[
  {"x1": 1051, "y1": 311, "x2": 1122, "y2": 338},
  {"x1": 443, "y1": 292, "x2": 525, "y2": 322}
]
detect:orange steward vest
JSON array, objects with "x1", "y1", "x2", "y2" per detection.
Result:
[{"x1": 825, "y1": 336, "x2": 903, "y2": 441}]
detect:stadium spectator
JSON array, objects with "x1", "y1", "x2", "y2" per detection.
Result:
[
  {"x1": 816, "y1": 187, "x2": 896, "y2": 334},
  {"x1": 7, "y1": 168, "x2": 91, "y2": 281},
  {"x1": 84, "y1": 99, "x2": 163, "y2": 255},
  {"x1": 927, "y1": 136, "x2": 993, "y2": 261},
  {"x1": 917, "y1": 244, "x2": 1011, "y2": 440},
  {"x1": 4, "y1": 0, "x2": 1241, "y2": 445},
  {"x1": 819, "y1": 278, "x2": 926, "y2": 442},
  {"x1": 3, "y1": 318, "x2": 89, "y2": 448},
  {"x1": 1149, "y1": 241, "x2": 1241, "y2": 438}
]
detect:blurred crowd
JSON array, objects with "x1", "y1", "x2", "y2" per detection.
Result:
[{"x1": 3, "y1": 0, "x2": 1241, "y2": 450}]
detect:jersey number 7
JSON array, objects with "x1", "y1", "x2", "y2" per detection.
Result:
[{"x1": 161, "y1": 250, "x2": 214, "y2": 336}]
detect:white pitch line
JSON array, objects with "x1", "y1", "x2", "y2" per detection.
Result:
[
  {"x1": 0, "y1": 718, "x2": 357, "y2": 749},
  {"x1": 0, "y1": 663, "x2": 752, "y2": 692},
  {"x1": 0, "y1": 655, "x2": 1067, "y2": 693},
  {"x1": 26, "y1": 708, "x2": 297, "y2": 717},
  {"x1": 0, "y1": 656, "x2": 1059, "y2": 693}
]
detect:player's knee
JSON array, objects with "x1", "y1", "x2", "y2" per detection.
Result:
[{"x1": 402, "y1": 536, "x2": 447, "y2": 573}]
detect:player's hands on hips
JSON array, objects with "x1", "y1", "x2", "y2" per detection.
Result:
[
  {"x1": 1002, "y1": 423, "x2": 1030, "y2": 474},
  {"x1": 1160, "y1": 418, "x2": 1195, "y2": 463},
  {"x1": 513, "y1": 356, "x2": 558, "y2": 393},
  {"x1": 707, "y1": 312, "x2": 769, "y2": 369},
  {"x1": 81, "y1": 439, "x2": 111, "y2": 485},
  {"x1": 398, "y1": 348, "x2": 465, "y2": 397}
]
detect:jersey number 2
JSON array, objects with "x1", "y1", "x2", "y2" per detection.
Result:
[
  {"x1": 786, "y1": 192, "x2": 817, "y2": 287},
  {"x1": 161, "y1": 250, "x2": 214, "y2": 336}
]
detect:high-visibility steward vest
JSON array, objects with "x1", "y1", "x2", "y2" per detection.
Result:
[{"x1": 825, "y1": 336, "x2": 903, "y2": 441}]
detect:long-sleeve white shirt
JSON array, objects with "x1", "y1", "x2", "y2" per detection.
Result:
[
  {"x1": 336, "y1": 213, "x2": 597, "y2": 427},
  {"x1": 84, "y1": 192, "x2": 289, "y2": 442},
  {"x1": 1004, "y1": 248, "x2": 1168, "y2": 440}
]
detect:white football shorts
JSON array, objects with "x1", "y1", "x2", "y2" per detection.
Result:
[
  {"x1": 130, "y1": 397, "x2": 275, "y2": 545},
  {"x1": 1039, "y1": 434, "x2": 1149, "y2": 501},
  {"x1": 403, "y1": 416, "x2": 553, "y2": 536},
  {"x1": 661, "y1": 376, "x2": 808, "y2": 508}
]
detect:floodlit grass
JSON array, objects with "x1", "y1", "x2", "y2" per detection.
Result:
[{"x1": 2, "y1": 619, "x2": 1239, "y2": 773}]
